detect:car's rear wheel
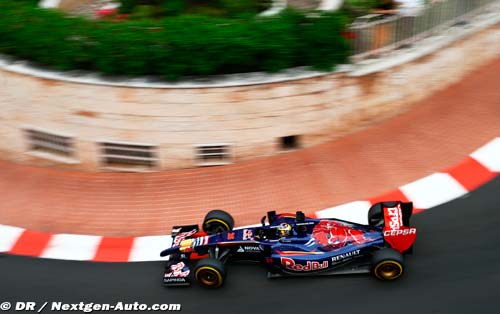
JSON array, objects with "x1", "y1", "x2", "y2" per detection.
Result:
[
  {"x1": 194, "y1": 258, "x2": 226, "y2": 288},
  {"x1": 372, "y1": 248, "x2": 404, "y2": 280},
  {"x1": 203, "y1": 210, "x2": 234, "y2": 234}
]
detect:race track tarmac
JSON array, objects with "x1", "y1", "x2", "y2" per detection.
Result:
[{"x1": 1, "y1": 177, "x2": 499, "y2": 314}]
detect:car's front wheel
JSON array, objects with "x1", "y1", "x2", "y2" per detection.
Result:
[
  {"x1": 194, "y1": 258, "x2": 226, "y2": 288},
  {"x1": 202, "y1": 209, "x2": 234, "y2": 234}
]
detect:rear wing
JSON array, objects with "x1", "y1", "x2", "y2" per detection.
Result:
[{"x1": 381, "y1": 202, "x2": 417, "y2": 253}]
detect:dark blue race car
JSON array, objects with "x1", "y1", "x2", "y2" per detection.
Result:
[{"x1": 160, "y1": 201, "x2": 417, "y2": 288}]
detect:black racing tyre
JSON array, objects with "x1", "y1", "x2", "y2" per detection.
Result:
[
  {"x1": 202, "y1": 210, "x2": 234, "y2": 234},
  {"x1": 372, "y1": 248, "x2": 405, "y2": 280},
  {"x1": 194, "y1": 258, "x2": 226, "y2": 288}
]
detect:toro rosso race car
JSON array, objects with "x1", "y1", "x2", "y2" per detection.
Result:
[{"x1": 160, "y1": 201, "x2": 417, "y2": 288}]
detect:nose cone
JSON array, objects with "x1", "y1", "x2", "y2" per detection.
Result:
[{"x1": 179, "y1": 239, "x2": 193, "y2": 252}]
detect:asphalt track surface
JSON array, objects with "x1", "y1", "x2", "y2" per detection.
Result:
[{"x1": 1, "y1": 177, "x2": 499, "y2": 314}]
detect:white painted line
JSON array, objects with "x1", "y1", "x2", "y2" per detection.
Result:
[
  {"x1": 128, "y1": 235, "x2": 172, "y2": 262},
  {"x1": 41, "y1": 234, "x2": 102, "y2": 261},
  {"x1": 0, "y1": 224, "x2": 25, "y2": 252},
  {"x1": 1, "y1": 136, "x2": 498, "y2": 261},
  {"x1": 400, "y1": 173, "x2": 468, "y2": 209},
  {"x1": 470, "y1": 137, "x2": 500, "y2": 172},
  {"x1": 315, "y1": 201, "x2": 371, "y2": 225}
]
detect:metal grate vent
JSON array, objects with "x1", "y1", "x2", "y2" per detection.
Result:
[
  {"x1": 100, "y1": 142, "x2": 157, "y2": 168},
  {"x1": 25, "y1": 129, "x2": 74, "y2": 157},
  {"x1": 195, "y1": 144, "x2": 231, "y2": 166}
]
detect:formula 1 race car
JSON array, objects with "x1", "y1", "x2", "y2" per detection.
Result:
[{"x1": 160, "y1": 201, "x2": 417, "y2": 288}]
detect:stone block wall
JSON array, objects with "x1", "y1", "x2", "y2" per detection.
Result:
[{"x1": 0, "y1": 25, "x2": 499, "y2": 171}]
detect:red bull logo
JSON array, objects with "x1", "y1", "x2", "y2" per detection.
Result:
[
  {"x1": 173, "y1": 229, "x2": 197, "y2": 246},
  {"x1": 281, "y1": 257, "x2": 328, "y2": 272},
  {"x1": 164, "y1": 262, "x2": 190, "y2": 278},
  {"x1": 312, "y1": 220, "x2": 366, "y2": 249}
]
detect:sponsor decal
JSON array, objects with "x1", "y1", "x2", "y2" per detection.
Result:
[
  {"x1": 163, "y1": 277, "x2": 187, "y2": 284},
  {"x1": 383, "y1": 204, "x2": 417, "y2": 252},
  {"x1": 192, "y1": 236, "x2": 209, "y2": 246},
  {"x1": 227, "y1": 232, "x2": 235, "y2": 240},
  {"x1": 383, "y1": 228, "x2": 416, "y2": 237},
  {"x1": 312, "y1": 221, "x2": 366, "y2": 249},
  {"x1": 237, "y1": 246, "x2": 261, "y2": 253},
  {"x1": 243, "y1": 229, "x2": 253, "y2": 240},
  {"x1": 281, "y1": 257, "x2": 329, "y2": 272},
  {"x1": 165, "y1": 262, "x2": 190, "y2": 278},
  {"x1": 173, "y1": 229, "x2": 197, "y2": 246},
  {"x1": 331, "y1": 249, "x2": 361, "y2": 262},
  {"x1": 385, "y1": 205, "x2": 403, "y2": 230}
]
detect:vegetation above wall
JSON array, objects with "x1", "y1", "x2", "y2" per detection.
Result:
[
  {"x1": 0, "y1": 0, "x2": 349, "y2": 80},
  {"x1": 117, "y1": 0, "x2": 271, "y2": 19}
]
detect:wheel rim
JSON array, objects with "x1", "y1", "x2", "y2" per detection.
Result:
[
  {"x1": 196, "y1": 267, "x2": 222, "y2": 288},
  {"x1": 375, "y1": 261, "x2": 403, "y2": 280},
  {"x1": 204, "y1": 219, "x2": 230, "y2": 234}
]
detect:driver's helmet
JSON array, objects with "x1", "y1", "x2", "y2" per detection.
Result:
[{"x1": 277, "y1": 223, "x2": 292, "y2": 237}]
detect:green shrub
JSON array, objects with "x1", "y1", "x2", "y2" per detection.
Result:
[
  {"x1": 218, "y1": 0, "x2": 260, "y2": 17},
  {"x1": 300, "y1": 12, "x2": 349, "y2": 70},
  {"x1": 162, "y1": 0, "x2": 187, "y2": 16},
  {"x1": 185, "y1": 6, "x2": 226, "y2": 17},
  {"x1": 0, "y1": 1, "x2": 350, "y2": 80},
  {"x1": 130, "y1": 5, "x2": 158, "y2": 19},
  {"x1": 118, "y1": 0, "x2": 268, "y2": 18},
  {"x1": 118, "y1": 0, "x2": 140, "y2": 13}
]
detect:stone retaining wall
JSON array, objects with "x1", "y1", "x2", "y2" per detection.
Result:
[{"x1": 0, "y1": 24, "x2": 499, "y2": 171}]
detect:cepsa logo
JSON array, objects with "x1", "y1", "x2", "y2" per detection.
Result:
[
  {"x1": 385, "y1": 205, "x2": 403, "y2": 230},
  {"x1": 281, "y1": 258, "x2": 328, "y2": 272},
  {"x1": 383, "y1": 228, "x2": 416, "y2": 236}
]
